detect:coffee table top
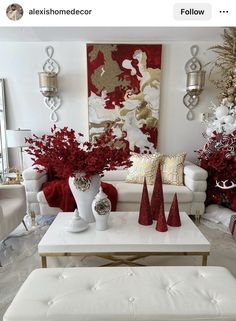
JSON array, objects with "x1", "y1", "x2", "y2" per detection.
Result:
[{"x1": 38, "y1": 212, "x2": 210, "y2": 254}]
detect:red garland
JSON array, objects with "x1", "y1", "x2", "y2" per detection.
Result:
[{"x1": 25, "y1": 125, "x2": 132, "y2": 179}]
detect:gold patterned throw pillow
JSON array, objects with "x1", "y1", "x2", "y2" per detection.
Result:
[
  {"x1": 126, "y1": 153, "x2": 163, "y2": 185},
  {"x1": 161, "y1": 153, "x2": 186, "y2": 185}
]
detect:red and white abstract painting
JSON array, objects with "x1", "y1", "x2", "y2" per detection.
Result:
[{"x1": 87, "y1": 44, "x2": 162, "y2": 153}]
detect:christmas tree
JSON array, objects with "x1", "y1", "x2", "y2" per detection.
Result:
[{"x1": 197, "y1": 28, "x2": 236, "y2": 211}]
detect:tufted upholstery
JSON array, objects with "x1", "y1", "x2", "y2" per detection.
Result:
[{"x1": 4, "y1": 266, "x2": 236, "y2": 321}]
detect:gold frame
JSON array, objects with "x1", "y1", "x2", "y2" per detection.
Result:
[{"x1": 40, "y1": 251, "x2": 209, "y2": 268}]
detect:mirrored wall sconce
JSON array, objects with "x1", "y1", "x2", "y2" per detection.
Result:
[
  {"x1": 183, "y1": 45, "x2": 205, "y2": 120},
  {"x1": 39, "y1": 46, "x2": 61, "y2": 122}
]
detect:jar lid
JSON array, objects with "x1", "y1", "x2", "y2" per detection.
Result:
[{"x1": 95, "y1": 186, "x2": 108, "y2": 201}]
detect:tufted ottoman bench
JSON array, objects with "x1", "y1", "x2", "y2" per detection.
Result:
[{"x1": 4, "y1": 266, "x2": 236, "y2": 321}]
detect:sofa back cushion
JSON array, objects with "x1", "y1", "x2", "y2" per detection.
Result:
[{"x1": 102, "y1": 170, "x2": 128, "y2": 181}]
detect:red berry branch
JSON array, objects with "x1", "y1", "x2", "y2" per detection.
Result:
[{"x1": 25, "y1": 125, "x2": 132, "y2": 179}]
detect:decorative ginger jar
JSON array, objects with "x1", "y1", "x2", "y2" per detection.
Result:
[{"x1": 92, "y1": 187, "x2": 111, "y2": 231}]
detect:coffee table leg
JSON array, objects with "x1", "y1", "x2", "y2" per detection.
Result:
[
  {"x1": 202, "y1": 254, "x2": 208, "y2": 266},
  {"x1": 41, "y1": 256, "x2": 47, "y2": 268},
  {"x1": 195, "y1": 210, "x2": 201, "y2": 225}
]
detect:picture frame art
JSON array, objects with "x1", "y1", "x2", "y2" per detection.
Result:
[{"x1": 87, "y1": 44, "x2": 162, "y2": 153}]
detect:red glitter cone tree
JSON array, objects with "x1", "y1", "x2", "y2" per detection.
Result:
[
  {"x1": 167, "y1": 193, "x2": 181, "y2": 227},
  {"x1": 138, "y1": 177, "x2": 153, "y2": 226},
  {"x1": 155, "y1": 203, "x2": 168, "y2": 232},
  {"x1": 151, "y1": 163, "x2": 164, "y2": 221}
]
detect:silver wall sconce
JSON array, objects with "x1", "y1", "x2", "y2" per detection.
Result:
[
  {"x1": 183, "y1": 45, "x2": 205, "y2": 120},
  {"x1": 39, "y1": 46, "x2": 61, "y2": 122}
]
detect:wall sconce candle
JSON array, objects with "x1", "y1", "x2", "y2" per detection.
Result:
[
  {"x1": 39, "y1": 72, "x2": 58, "y2": 97},
  {"x1": 39, "y1": 46, "x2": 61, "y2": 122},
  {"x1": 183, "y1": 45, "x2": 205, "y2": 120}
]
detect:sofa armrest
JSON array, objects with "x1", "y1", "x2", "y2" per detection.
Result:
[
  {"x1": 183, "y1": 161, "x2": 208, "y2": 192},
  {"x1": 22, "y1": 166, "x2": 47, "y2": 180},
  {"x1": 184, "y1": 161, "x2": 208, "y2": 181},
  {"x1": 184, "y1": 176, "x2": 207, "y2": 192},
  {"x1": 22, "y1": 166, "x2": 47, "y2": 193},
  {"x1": 0, "y1": 185, "x2": 26, "y2": 212},
  {"x1": 0, "y1": 184, "x2": 26, "y2": 199}
]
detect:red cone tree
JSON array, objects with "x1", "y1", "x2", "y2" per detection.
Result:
[
  {"x1": 138, "y1": 177, "x2": 153, "y2": 226},
  {"x1": 151, "y1": 163, "x2": 164, "y2": 221},
  {"x1": 155, "y1": 203, "x2": 168, "y2": 232},
  {"x1": 167, "y1": 193, "x2": 181, "y2": 227}
]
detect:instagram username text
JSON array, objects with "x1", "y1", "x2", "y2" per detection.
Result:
[{"x1": 29, "y1": 8, "x2": 92, "y2": 15}]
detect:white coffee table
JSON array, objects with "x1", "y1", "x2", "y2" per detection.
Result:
[{"x1": 38, "y1": 212, "x2": 210, "y2": 268}]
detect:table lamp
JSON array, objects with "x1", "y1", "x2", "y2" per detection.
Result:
[{"x1": 6, "y1": 129, "x2": 32, "y2": 174}]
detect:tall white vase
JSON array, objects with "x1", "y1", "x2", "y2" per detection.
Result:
[{"x1": 68, "y1": 173, "x2": 100, "y2": 223}]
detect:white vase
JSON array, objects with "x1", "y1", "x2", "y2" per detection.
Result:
[
  {"x1": 68, "y1": 173, "x2": 100, "y2": 223},
  {"x1": 92, "y1": 187, "x2": 111, "y2": 231}
]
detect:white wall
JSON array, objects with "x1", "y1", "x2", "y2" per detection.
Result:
[
  {"x1": 159, "y1": 42, "x2": 219, "y2": 160},
  {"x1": 0, "y1": 41, "x2": 219, "y2": 168}
]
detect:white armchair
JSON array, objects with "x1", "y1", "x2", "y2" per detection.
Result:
[{"x1": 0, "y1": 184, "x2": 27, "y2": 241}]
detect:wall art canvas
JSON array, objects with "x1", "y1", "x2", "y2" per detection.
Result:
[{"x1": 87, "y1": 44, "x2": 162, "y2": 153}]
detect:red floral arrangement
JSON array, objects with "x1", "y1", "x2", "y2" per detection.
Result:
[
  {"x1": 196, "y1": 131, "x2": 236, "y2": 211},
  {"x1": 26, "y1": 125, "x2": 132, "y2": 179}
]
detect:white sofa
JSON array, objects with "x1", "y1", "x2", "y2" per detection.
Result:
[
  {"x1": 0, "y1": 184, "x2": 27, "y2": 241},
  {"x1": 22, "y1": 161, "x2": 208, "y2": 220}
]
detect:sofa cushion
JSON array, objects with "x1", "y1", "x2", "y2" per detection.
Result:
[
  {"x1": 110, "y1": 181, "x2": 193, "y2": 203},
  {"x1": 39, "y1": 202, "x2": 61, "y2": 216},
  {"x1": 37, "y1": 192, "x2": 61, "y2": 215},
  {"x1": 37, "y1": 190, "x2": 49, "y2": 204},
  {"x1": 126, "y1": 153, "x2": 162, "y2": 185},
  {"x1": 161, "y1": 153, "x2": 186, "y2": 185},
  {"x1": 192, "y1": 192, "x2": 207, "y2": 202},
  {"x1": 116, "y1": 202, "x2": 192, "y2": 213}
]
